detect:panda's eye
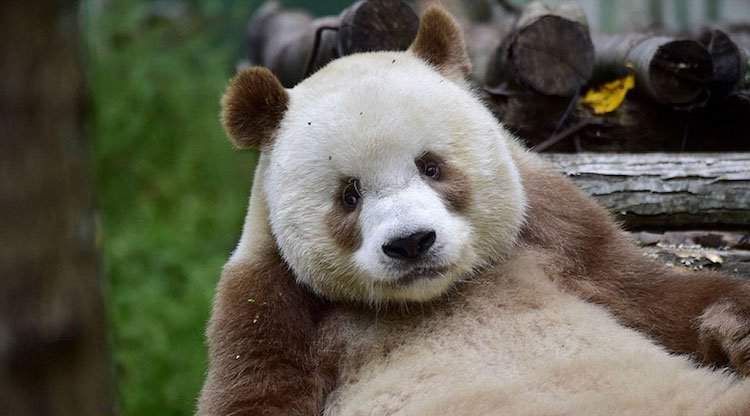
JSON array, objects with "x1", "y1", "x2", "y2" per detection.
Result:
[
  {"x1": 417, "y1": 157, "x2": 441, "y2": 180},
  {"x1": 342, "y1": 178, "x2": 361, "y2": 211},
  {"x1": 424, "y1": 162, "x2": 440, "y2": 178}
]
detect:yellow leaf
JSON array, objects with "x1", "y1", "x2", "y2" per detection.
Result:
[{"x1": 581, "y1": 72, "x2": 636, "y2": 114}]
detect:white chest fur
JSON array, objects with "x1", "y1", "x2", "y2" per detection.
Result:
[{"x1": 323, "y1": 253, "x2": 750, "y2": 416}]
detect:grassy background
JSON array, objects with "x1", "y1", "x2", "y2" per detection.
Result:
[{"x1": 86, "y1": 1, "x2": 348, "y2": 415}]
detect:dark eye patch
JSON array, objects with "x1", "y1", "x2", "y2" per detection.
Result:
[
  {"x1": 326, "y1": 177, "x2": 363, "y2": 251},
  {"x1": 416, "y1": 152, "x2": 472, "y2": 212}
]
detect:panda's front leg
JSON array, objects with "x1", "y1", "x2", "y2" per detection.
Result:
[
  {"x1": 650, "y1": 271, "x2": 750, "y2": 375},
  {"x1": 596, "y1": 267, "x2": 750, "y2": 375},
  {"x1": 196, "y1": 247, "x2": 337, "y2": 416},
  {"x1": 698, "y1": 300, "x2": 750, "y2": 376}
]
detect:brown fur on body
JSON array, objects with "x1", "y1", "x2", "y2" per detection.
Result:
[
  {"x1": 198, "y1": 153, "x2": 750, "y2": 415},
  {"x1": 516, "y1": 154, "x2": 750, "y2": 374},
  {"x1": 197, "y1": 248, "x2": 337, "y2": 416}
]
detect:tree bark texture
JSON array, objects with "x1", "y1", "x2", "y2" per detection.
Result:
[
  {"x1": 544, "y1": 153, "x2": 750, "y2": 230},
  {"x1": 0, "y1": 1, "x2": 112, "y2": 415}
]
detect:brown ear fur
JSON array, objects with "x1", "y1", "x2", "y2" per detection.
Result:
[
  {"x1": 221, "y1": 66, "x2": 289, "y2": 149},
  {"x1": 409, "y1": 6, "x2": 472, "y2": 79}
]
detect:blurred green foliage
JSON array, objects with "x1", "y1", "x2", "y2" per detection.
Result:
[{"x1": 86, "y1": 1, "x2": 260, "y2": 415}]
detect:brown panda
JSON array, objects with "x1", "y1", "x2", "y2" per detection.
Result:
[{"x1": 197, "y1": 6, "x2": 750, "y2": 416}]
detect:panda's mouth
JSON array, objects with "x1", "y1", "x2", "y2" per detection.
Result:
[{"x1": 389, "y1": 266, "x2": 450, "y2": 286}]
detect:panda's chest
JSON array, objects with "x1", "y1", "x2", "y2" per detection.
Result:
[
  {"x1": 320, "y1": 261, "x2": 745, "y2": 416},
  {"x1": 322, "y1": 268, "x2": 636, "y2": 415}
]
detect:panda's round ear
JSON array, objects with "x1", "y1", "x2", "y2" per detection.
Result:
[
  {"x1": 221, "y1": 67, "x2": 289, "y2": 150},
  {"x1": 409, "y1": 5, "x2": 472, "y2": 79}
]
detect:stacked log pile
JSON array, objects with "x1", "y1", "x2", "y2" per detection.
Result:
[
  {"x1": 478, "y1": 3, "x2": 750, "y2": 152},
  {"x1": 239, "y1": 0, "x2": 749, "y2": 274},
  {"x1": 241, "y1": 0, "x2": 750, "y2": 153}
]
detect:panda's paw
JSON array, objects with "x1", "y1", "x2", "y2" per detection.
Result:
[{"x1": 698, "y1": 302, "x2": 750, "y2": 376}]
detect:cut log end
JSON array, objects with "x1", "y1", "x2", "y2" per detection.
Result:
[
  {"x1": 511, "y1": 15, "x2": 594, "y2": 96},
  {"x1": 338, "y1": 0, "x2": 419, "y2": 56},
  {"x1": 487, "y1": 3, "x2": 594, "y2": 97},
  {"x1": 699, "y1": 29, "x2": 747, "y2": 95},
  {"x1": 645, "y1": 39, "x2": 713, "y2": 105}
]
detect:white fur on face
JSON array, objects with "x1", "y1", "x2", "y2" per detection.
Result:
[
  {"x1": 262, "y1": 51, "x2": 526, "y2": 304},
  {"x1": 351, "y1": 171, "x2": 475, "y2": 302},
  {"x1": 354, "y1": 178, "x2": 469, "y2": 281}
]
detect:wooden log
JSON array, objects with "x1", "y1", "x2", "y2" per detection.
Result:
[
  {"x1": 697, "y1": 29, "x2": 749, "y2": 98},
  {"x1": 486, "y1": 2, "x2": 594, "y2": 96},
  {"x1": 244, "y1": 0, "x2": 418, "y2": 87},
  {"x1": 485, "y1": 74, "x2": 750, "y2": 153},
  {"x1": 486, "y1": 29, "x2": 750, "y2": 152},
  {"x1": 543, "y1": 153, "x2": 750, "y2": 229},
  {"x1": 338, "y1": 0, "x2": 419, "y2": 55},
  {"x1": 0, "y1": 1, "x2": 112, "y2": 415},
  {"x1": 632, "y1": 230, "x2": 750, "y2": 250},
  {"x1": 244, "y1": 2, "x2": 337, "y2": 87},
  {"x1": 593, "y1": 34, "x2": 714, "y2": 107}
]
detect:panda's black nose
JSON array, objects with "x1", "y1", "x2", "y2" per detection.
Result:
[{"x1": 382, "y1": 230, "x2": 436, "y2": 260}]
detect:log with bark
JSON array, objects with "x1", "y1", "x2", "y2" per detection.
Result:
[
  {"x1": 544, "y1": 153, "x2": 750, "y2": 229},
  {"x1": 0, "y1": 1, "x2": 112, "y2": 415},
  {"x1": 593, "y1": 34, "x2": 714, "y2": 107},
  {"x1": 479, "y1": 12, "x2": 750, "y2": 152}
]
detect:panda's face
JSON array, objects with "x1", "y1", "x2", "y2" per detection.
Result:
[{"x1": 261, "y1": 52, "x2": 526, "y2": 304}]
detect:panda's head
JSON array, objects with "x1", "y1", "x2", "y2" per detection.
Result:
[{"x1": 222, "y1": 6, "x2": 526, "y2": 305}]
